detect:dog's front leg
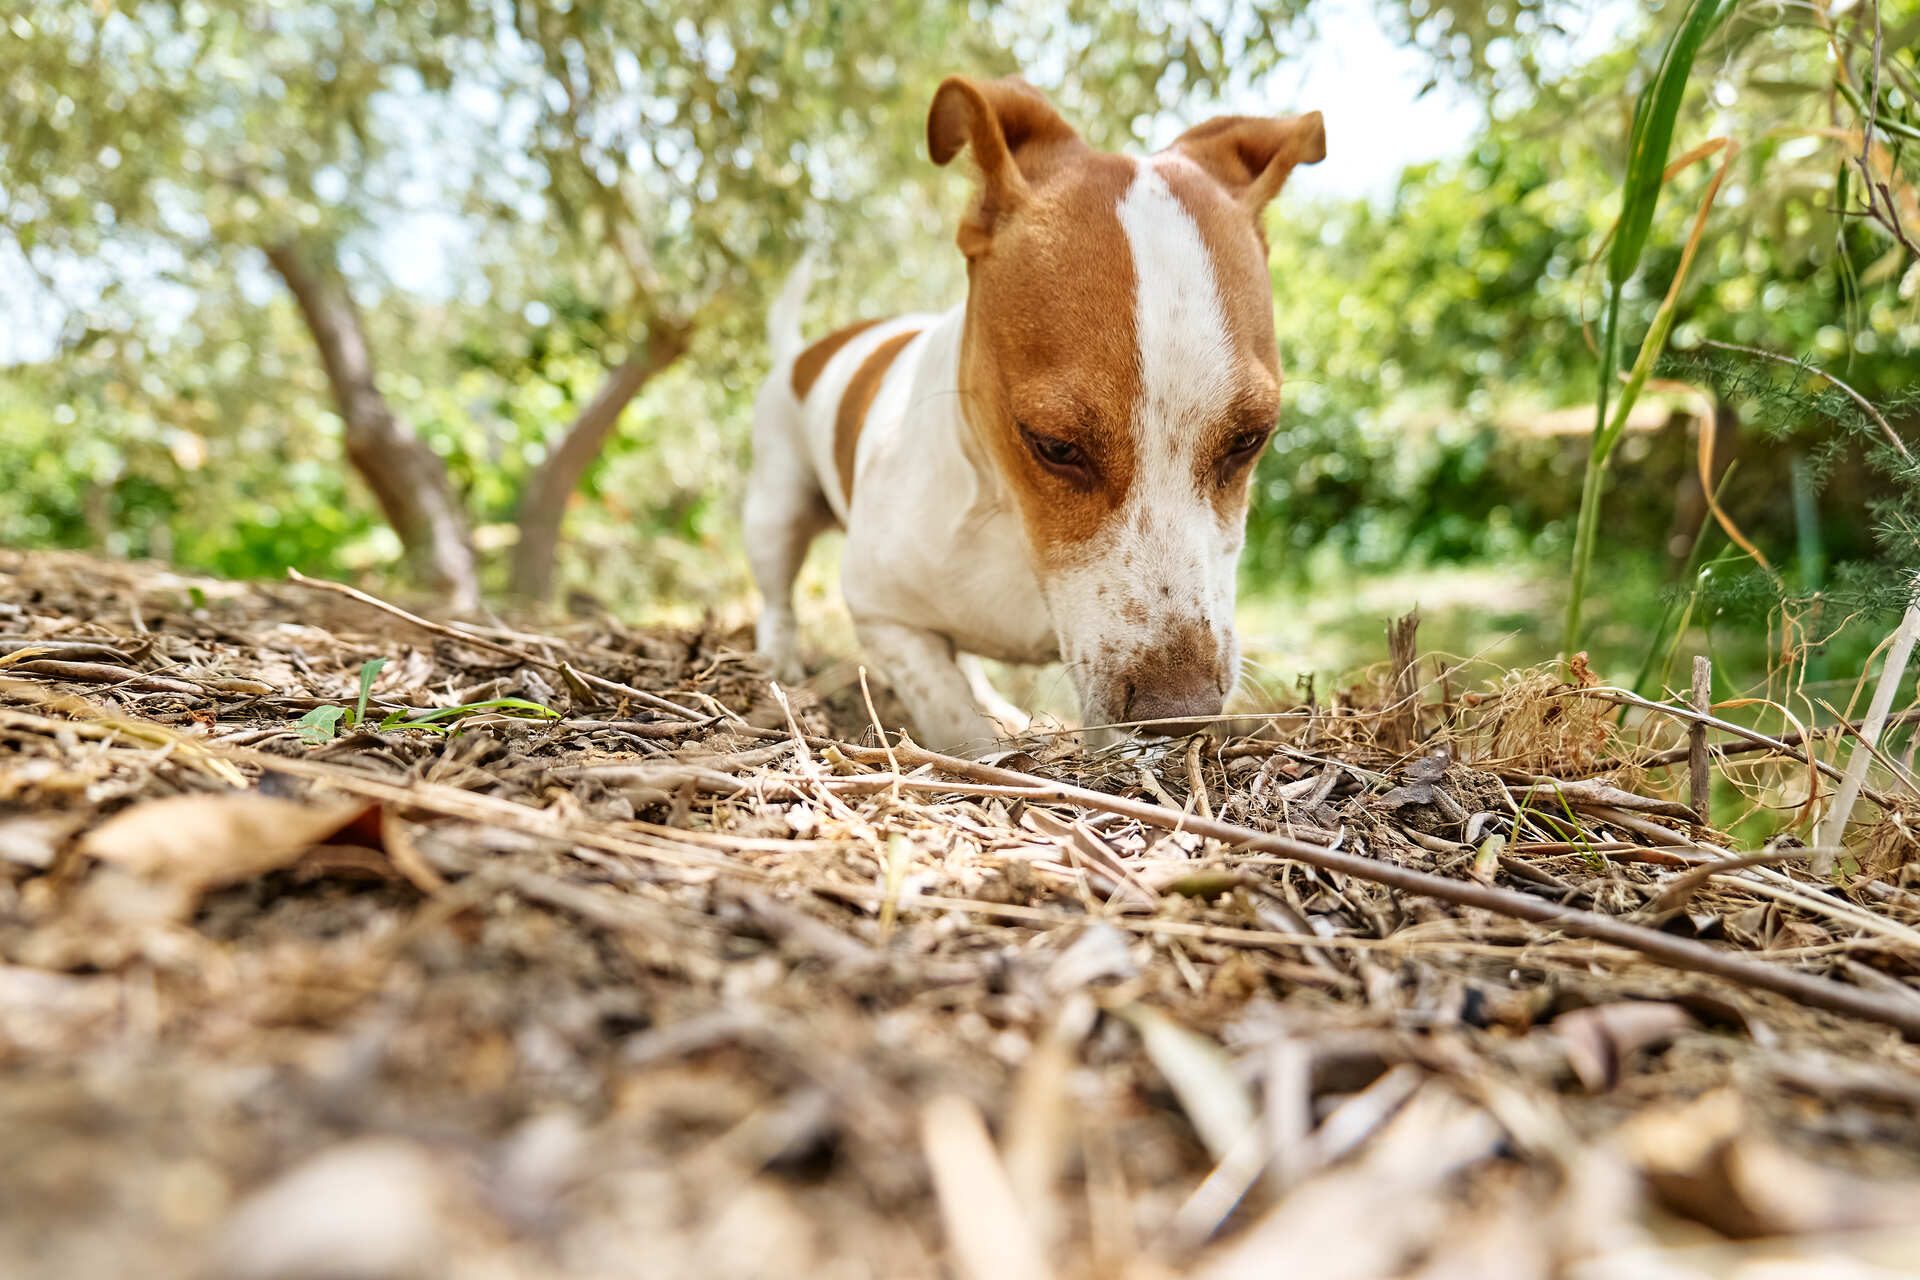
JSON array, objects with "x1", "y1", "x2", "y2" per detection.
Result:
[{"x1": 854, "y1": 619, "x2": 1002, "y2": 755}]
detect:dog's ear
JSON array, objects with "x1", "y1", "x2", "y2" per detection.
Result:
[
  {"x1": 928, "y1": 75, "x2": 1081, "y2": 257},
  {"x1": 1165, "y1": 112, "x2": 1325, "y2": 213}
]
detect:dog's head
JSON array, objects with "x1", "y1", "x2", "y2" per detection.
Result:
[{"x1": 929, "y1": 76, "x2": 1323, "y2": 734}]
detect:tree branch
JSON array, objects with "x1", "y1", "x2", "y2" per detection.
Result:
[
  {"x1": 264, "y1": 240, "x2": 481, "y2": 610},
  {"x1": 508, "y1": 321, "x2": 691, "y2": 601}
]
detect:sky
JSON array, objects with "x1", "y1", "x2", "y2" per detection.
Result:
[
  {"x1": 1228, "y1": 1, "x2": 1485, "y2": 204},
  {"x1": 0, "y1": 0, "x2": 1493, "y2": 367}
]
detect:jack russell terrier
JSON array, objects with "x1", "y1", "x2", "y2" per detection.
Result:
[{"x1": 747, "y1": 75, "x2": 1324, "y2": 752}]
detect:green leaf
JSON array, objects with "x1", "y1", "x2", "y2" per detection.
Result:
[
  {"x1": 296, "y1": 704, "x2": 348, "y2": 744},
  {"x1": 1566, "y1": 0, "x2": 1735, "y2": 653},
  {"x1": 353, "y1": 657, "x2": 387, "y2": 726},
  {"x1": 377, "y1": 697, "x2": 559, "y2": 731},
  {"x1": 1608, "y1": 0, "x2": 1734, "y2": 290}
]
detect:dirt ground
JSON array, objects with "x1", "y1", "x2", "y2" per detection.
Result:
[{"x1": 4, "y1": 549, "x2": 1920, "y2": 1280}]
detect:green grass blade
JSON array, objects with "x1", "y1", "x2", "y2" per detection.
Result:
[
  {"x1": 1563, "y1": 0, "x2": 1734, "y2": 655},
  {"x1": 1608, "y1": 0, "x2": 1733, "y2": 289},
  {"x1": 1632, "y1": 461, "x2": 1738, "y2": 697},
  {"x1": 379, "y1": 697, "x2": 561, "y2": 730},
  {"x1": 353, "y1": 657, "x2": 387, "y2": 726}
]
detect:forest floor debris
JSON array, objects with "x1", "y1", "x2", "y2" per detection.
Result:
[{"x1": 4, "y1": 549, "x2": 1920, "y2": 1279}]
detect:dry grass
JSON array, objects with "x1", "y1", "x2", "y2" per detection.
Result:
[{"x1": 4, "y1": 548, "x2": 1920, "y2": 1279}]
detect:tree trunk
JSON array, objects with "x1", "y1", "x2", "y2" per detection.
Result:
[
  {"x1": 264, "y1": 240, "x2": 482, "y2": 611},
  {"x1": 508, "y1": 324, "x2": 689, "y2": 601}
]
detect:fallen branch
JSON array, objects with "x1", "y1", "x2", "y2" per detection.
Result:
[
  {"x1": 1571, "y1": 686, "x2": 1902, "y2": 813},
  {"x1": 823, "y1": 738, "x2": 1920, "y2": 1039},
  {"x1": 1605, "y1": 708, "x2": 1920, "y2": 772}
]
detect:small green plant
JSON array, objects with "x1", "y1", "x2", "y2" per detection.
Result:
[
  {"x1": 295, "y1": 657, "x2": 389, "y2": 744},
  {"x1": 294, "y1": 704, "x2": 349, "y2": 743},
  {"x1": 374, "y1": 698, "x2": 560, "y2": 732},
  {"x1": 296, "y1": 655, "x2": 558, "y2": 744}
]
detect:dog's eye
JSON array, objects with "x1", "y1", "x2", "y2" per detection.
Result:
[
  {"x1": 1223, "y1": 429, "x2": 1270, "y2": 465},
  {"x1": 1020, "y1": 425, "x2": 1090, "y2": 476}
]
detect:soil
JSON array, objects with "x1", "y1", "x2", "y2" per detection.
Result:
[{"x1": 4, "y1": 549, "x2": 1920, "y2": 1279}]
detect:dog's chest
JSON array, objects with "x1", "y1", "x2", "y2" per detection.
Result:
[{"x1": 922, "y1": 516, "x2": 1061, "y2": 663}]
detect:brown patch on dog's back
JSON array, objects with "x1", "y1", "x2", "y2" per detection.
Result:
[
  {"x1": 834, "y1": 330, "x2": 921, "y2": 502},
  {"x1": 791, "y1": 318, "x2": 887, "y2": 401}
]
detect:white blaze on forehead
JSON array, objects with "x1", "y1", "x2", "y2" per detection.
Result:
[
  {"x1": 1115, "y1": 162, "x2": 1237, "y2": 445},
  {"x1": 1031, "y1": 161, "x2": 1251, "y2": 726}
]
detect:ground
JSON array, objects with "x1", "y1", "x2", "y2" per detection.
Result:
[{"x1": 3, "y1": 549, "x2": 1920, "y2": 1280}]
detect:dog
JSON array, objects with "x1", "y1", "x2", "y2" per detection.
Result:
[{"x1": 746, "y1": 75, "x2": 1324, "y2": 753}]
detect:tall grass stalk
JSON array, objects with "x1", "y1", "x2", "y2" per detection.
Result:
[{"x1": 1562, "y1": 0, "x2": 1736, "y2": 655}]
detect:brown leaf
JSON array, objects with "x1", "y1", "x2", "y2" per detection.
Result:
[
  {"x1": 78, "y1": 792, "x2": 375, "y2": 899},
  {"x1": 920, "y1": 1094, "x2": 1054, "y2": 1280},
  {"x1": 1622, "y1": 1089, "x2": 1920, "y2": 1238},
  {"x1": 1550, "y1": 1001, "x2": 1696, "y2": 1091}
]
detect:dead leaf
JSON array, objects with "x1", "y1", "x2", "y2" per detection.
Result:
[
  {"x1": 1621, "y1": 1089, "x2": 1920, "y2": 1238},
  {"x1": 78, "y1": 792, "x2": 374, "y2": 900},
  {"x1": 920, "y1": 1094, "x2": 1054, "y2": 1280},
  {"x1": 1550, "y1": 1002, "x2": 1697, "y2": 1091},
  {"x1": 1116, "y1": 1003, "x2": 1257, "y2": 1164}
]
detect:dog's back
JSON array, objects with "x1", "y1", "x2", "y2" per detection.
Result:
[{"x1": 746, "y1": 264, "x2": 940, "y2": 680}]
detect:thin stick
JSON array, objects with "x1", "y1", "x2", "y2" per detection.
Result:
[
  {"x1": 1185, "y1": 733, "x2": 1212, "y2": 821},
  {"x1": 1816, "y1": 582, "x2": 1920, "y2": 863},
  {"x1": 859, "y1": 666, "x2": 901, "y2": 781},
  {"x1": 1615, "y1": 708, "x2": 1920, "y2": 771},
  {"x1": 832, "y1": 738, "x2": 1920, "y2": 1038},
  {"x1": 1386, "y1": 610, "x2": 1421, "y2": 752},
  {"x1": 1691, "y1": 655, "x2": 1713, "y2": 829},
  {"x1": 1570, "y1": 686, "x2": 1899, "y2": 812},
  {"x1": 1701, "y1": 340, "x2": 1910, "y2": 462},
  {"x1": 286, "y1": 568, "x2": 710, "y2": 723}
]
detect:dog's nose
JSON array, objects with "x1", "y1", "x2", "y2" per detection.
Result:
[{"x1": 1123, "y1": 669, "x2": 1225, "y2": 735}]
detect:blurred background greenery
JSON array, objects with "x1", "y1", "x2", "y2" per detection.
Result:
[{"x1": 2, "y1": 0, "x2": 1916, "y2": 731}]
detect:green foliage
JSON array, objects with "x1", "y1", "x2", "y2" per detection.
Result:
[
  {"x1": 1244, "y1": 0, "x2": 1917, "y2": 666},
  {"x1": 1682, "y1": 353, "x2": 1920, "y2": 621},
  {"x1": 1564, "y1": 0, "x2": 1735, "y2": 653},
  {"x1": 295, "y1": 704, "x2": 348, "y2": 745},
  {"x1": 294, "y1": 655, "x2": 554, "y2": 741},
  {"x1": 377, "y1": 698, "x2": 558, "y2": 731},
  {"x1": 355, "y1": 658, "x2": 388, "y2": 724},
  {"x1": 1248, "y1": 139, "x2": 1603, "y2": 580},
  {"x1": 295, "y1": 657, "x2": 388, "y2": 742},
  {"x1": 1608, "y1": 0, "x2": 1734, "y2": 294}
]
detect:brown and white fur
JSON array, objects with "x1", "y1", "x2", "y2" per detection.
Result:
[{"x1": 746, "y1": 75, "x2": 1324, "y2": 753}]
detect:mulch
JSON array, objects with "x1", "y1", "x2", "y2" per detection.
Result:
[{"x1": 4, "y1": 548, "x2": 1920, "y2": 1280}]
